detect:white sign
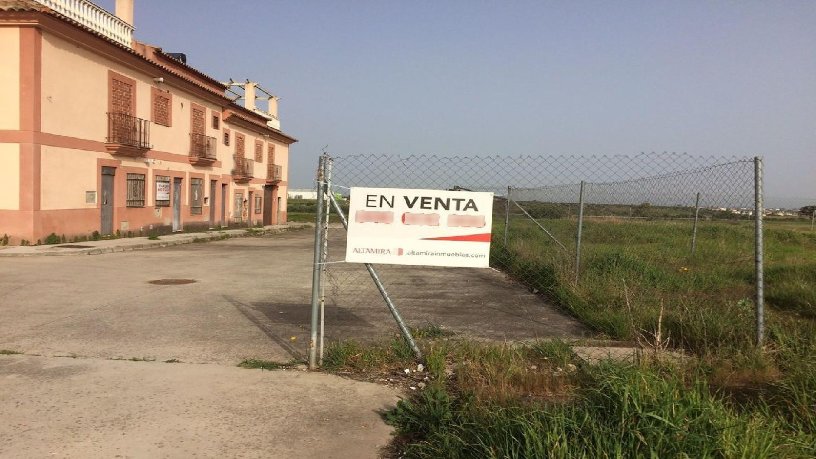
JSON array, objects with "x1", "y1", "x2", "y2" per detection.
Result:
[
  {"x1": 156, "y1": 181, "x2": 170, "y2": 201},
  {"x1": 345, "y1": 187, "x2": 494, "y2": 268}
]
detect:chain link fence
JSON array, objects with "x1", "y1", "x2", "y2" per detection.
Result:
[{"x1": 308, "y1": 153, "x2": 763, "y2": 368}]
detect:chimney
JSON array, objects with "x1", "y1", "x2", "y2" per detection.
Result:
[
  {"x1": 115, "y1": 0, "x2": 134, "y2": 27},
  {"x1": 243, "y1": 82, "x2": 257, "y2": 111}
]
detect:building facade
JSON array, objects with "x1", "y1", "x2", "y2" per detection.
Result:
[{"x1": 0, "y1": 0, "x2": 297, "y2": 244}]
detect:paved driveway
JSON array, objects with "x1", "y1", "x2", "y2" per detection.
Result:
[{"x1": 0, "y1": 229, "x2": 586, "y2": 457}]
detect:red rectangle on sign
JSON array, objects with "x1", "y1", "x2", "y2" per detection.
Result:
[
  {"x1": 447, "y1": 214, "x2": 486, "y2": 228},
  {"x1": 355, "y1": 210, "x2": 394, "y2": 224}
]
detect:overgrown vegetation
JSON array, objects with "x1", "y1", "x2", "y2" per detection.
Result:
[
  {"x1": 238, "y1": 358, "x2": 301, "y2": 370},
  {"x1": 321, "y1": 333, "x2": 815, "y2": 458},
  {"x1": 317, "y1": 215, "x2": 815, "y2": 456}
]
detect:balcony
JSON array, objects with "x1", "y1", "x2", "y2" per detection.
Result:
[
  {"x1": 33, "y1": 0, "x2": 134, "y2": 48},
  {"x1": 105, "y1": 112, "x2": 151, "y2": 156},
  {"x1": 267, "y1": 164, "x2": 282, "y2": 184},
  {"x1": 232, "y1": 155, "x2": 254, "y2": 183},
  {"x1": 189, "y1": 133, "x2": 217, "y2": 165}
]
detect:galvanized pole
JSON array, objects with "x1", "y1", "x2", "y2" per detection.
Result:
[
  {"x1": 504, "y1": 186, "x2": 511, "y2": 246},
  {"x1": 319, "y1": 156, "x2": 333, "y2": 366},
  {"x1": 811, "y1": 210, "x2": 815, "y2": 231},
  {"x1": 754, "y1": 157, "x2": 765, "y2": 347},
  {"x1": 327, "y1": 192, "x2": 423, "y2": 361},
  {"x1": 691, "y1": 192, "x2": 701, "y2": 256},
  {"x1": 574, "y1": 181, "x2": 585, "y2": 285},
  {"x1": 308, "y1": 155, "x2": 327, "y2": 369}
]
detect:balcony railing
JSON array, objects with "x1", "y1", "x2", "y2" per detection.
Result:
[
  {"x1": 33, "y1": 0, "x2": 134, "y2": 48},
  {"x1": 267, "y1": 164, "x2": 282, "y2": 183},
  {"x1": 189, "y1": 133, "x2": 217, "y2": 165},
  {"x1": 105, "y1": 112, "x2": 151, "y2": 155},
  {"x1": 232, "y1": 155, "x2": 254, "y2": 182}
]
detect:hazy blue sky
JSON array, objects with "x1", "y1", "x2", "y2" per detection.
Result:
[{"x1": 98, "y1": 0, "x2": 815, "y2": 205}]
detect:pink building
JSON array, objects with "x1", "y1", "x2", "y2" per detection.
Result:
[{"x1": 0, "y1": 0, "x2": 297, "y2": 244}]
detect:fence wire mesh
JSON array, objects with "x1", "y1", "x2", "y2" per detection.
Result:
[{"x1": 315, "y1": 153, "x2": 761, "y2": 354}]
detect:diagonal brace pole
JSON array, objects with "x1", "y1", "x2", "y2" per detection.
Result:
[{"x1": 327, "y1": 191, "x2": 422, "y2": 361}]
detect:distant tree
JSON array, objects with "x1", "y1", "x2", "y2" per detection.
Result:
[{"x1": 799, "y1": 205, "x2": 816, "y2": 216}]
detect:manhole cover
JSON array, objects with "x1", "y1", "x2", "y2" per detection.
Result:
[
  {"x1": 148, "y1": 279, "x2": 197, "y2": 285},
  {"x1": 56, "y1": 244, "x2": 94, "y2": 249}
]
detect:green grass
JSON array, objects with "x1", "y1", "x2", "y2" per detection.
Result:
[
  {"x1": 311, "y1": 210, "x2": 816, "y2": 457},
  {"x1": 320, "y1": 335, "x2": 815, "y2": 458}
]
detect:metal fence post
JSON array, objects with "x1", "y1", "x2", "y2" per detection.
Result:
[
  {"x1": 319, "y1": 156, "x2": 333, "y2": 366},
  {"x1": 811, "y1": 210, "x2": 815, "y2": 231},
  {"x1": 754, "y1": 157, "x2": 765, "y2": 348},
  {"x1": 309, "y1": 155, "x2": 327, "y2": 369},
  {"x1": 504, "y1": 186, "x2": 511, "y2": 246},
  {"x1": 691, "y1": 192, "x2": 701, "y2": 256},
  {"x1": 574, "y1": 181, "x2": 585, "y2": 285}
]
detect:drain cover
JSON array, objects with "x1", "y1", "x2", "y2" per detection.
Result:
[
  {"x1": 148, "y1": 279, "x2": 197, "y2": 285},
  {"x1": 56, "y1": 244, "x2": 94, "y2": 249}
]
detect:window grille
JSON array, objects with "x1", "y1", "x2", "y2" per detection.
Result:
[
  {"x1": 255, "y1": 195, "x2": 262, "y2": 214},
  {"x1": 126, "y1": 173, "x2": 145, "y2": 207}
]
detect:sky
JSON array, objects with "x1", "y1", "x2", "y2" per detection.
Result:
[{"x1": 97, "y1": 0, "x2": 815, "y2": 206}]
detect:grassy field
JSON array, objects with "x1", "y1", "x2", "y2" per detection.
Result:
[{"x1": 314, "y1": 211, "x2": 815, "y2": 457}]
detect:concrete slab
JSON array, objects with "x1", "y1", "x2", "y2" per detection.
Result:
[
  {"x1": 0, "y1": 230, "x2": 587, "y2": 363},
  {"x1": 0, "y1": 354, "x2": 399, "y2": 459}
]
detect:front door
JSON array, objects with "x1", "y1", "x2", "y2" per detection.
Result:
[
  {"x1": 100, "y1": 167, "x2": 115, "y2": 235},
  {"x1": 234, "y1": 192, "x2": 243, "y2": 224},
  {"x1": 172, "y1": 177, "x2": 182, "y2": 231},
  {"x1": 220, "y1": 184, "x2": 227, "y2": 227},
  {"x1": 209, "y1": 180, "x2": 217, "y2": 228},
  {"x1": 247, "y1": 191, "x2": 254, "y2": 227},
  {"x1": 263, "y1": 185, "x2": 273, "y2": 226}
]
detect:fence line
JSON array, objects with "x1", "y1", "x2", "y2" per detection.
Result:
[{"x1": 309, "y1": 153, "x2": 765, "y2": 367}]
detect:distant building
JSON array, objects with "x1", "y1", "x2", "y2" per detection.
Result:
[
  {"x1": 0, "y1": 0, "x2": 297, "y2": 244},
  {"x1": 288, "y1": 189, "x2": 318, "y2": 200}
]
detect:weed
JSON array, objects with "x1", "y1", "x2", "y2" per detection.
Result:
[
  {"x1": 0, "y1": 234, "x2": 8, "y2": 246},
  {"x1": 238, "y1": 358, "x2": 300, "y2": 370},
  {"x1": 147, "y1": 234, "x2": 160, "y2": 240},
  {"x1": 0, "y1": 349, "x2": 22, "y2": 355},
  {"x1": 163, "y1": 358, "x2": 181, "y2": 363},
  {"x1": 43, "y1": 233, "x2": 60, "y2": 245}
]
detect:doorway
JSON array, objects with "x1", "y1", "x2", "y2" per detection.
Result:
[
  {"x1": 100, "y1": 166, "x2": 115, "y2": 235},
  {"x1": 220, "y1": 184, "x2": 227, "y2": 227},
  {"x1": 209, "y1": 180, "x2": 217, "y2": 228},
  {"x1": 263, "y1": 185, "x2": 274, "y2": 226},
  {"x1": 172, "y1": 177, "x2": 182, "y2": 231}
]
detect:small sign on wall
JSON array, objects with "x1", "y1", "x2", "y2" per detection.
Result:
[
  {"x1": 156, "y1": 180, "x2": 171, "y2": 201},
  {"x1": 345, "y1": 187, "x2": 494, "y2": 268}
]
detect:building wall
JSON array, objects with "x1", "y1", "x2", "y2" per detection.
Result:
[
  {"x1": 0, "y1": 143, "x2": 20, "y2": 210},
  {"x1": 0, "y1": 18, "x2": 293, "y2": 243},
  {"x1": 0, "y1": 27, "x2": 20, "y2": 130}
]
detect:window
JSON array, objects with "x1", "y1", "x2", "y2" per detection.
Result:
[
  {"x1": 235, "y1": 133, "x2": 245, "y2": 155},
  {"x1": 224, "y1": 129, "x2": 230, "y2": 146},
  {"x1": 151, "y1": 87, "x2": 172, "y2": 126},
  {"x1": 190, "y1": 178, "x2": 203, "y2": 215},
  {"x1": 126, "y1": 173, "x2": 145, "y2": 207},
  {"x1": 254, "y1": 141, "x2": 263, "y2": 162},
  {"x1": 155, "y1": 175, "x2": 170, "y2": 207},
  {"x1": 254, "y1": 195, "x2": 262, "y2": 214},
  {"x1": 212, "y1": 114, "x2": 220, "y2": 129}
]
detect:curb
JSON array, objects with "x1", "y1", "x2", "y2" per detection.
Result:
[{"x1": 0, "y1": 224, "x2": 310, "y2": 258}]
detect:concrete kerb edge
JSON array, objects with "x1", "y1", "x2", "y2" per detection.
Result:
[{"x1": 0, "y1": 224, "x2": 310, "y2": 257}]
